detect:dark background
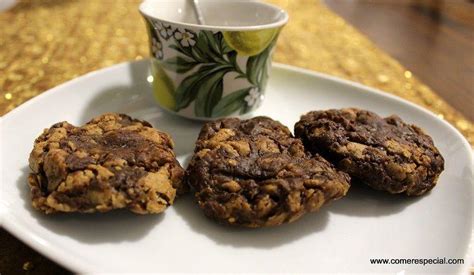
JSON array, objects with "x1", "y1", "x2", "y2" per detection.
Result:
[{"x1": 325, "y1": 0, "x2": 474, "y2": 120}]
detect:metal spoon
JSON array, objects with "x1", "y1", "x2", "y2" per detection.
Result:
[{"x1": 191, "y1": 0, "x2": 206, "y2": 25}]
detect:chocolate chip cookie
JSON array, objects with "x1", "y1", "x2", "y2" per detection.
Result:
[
  {"x1": 295, "y1": 108, "x2": 444, "y2": 196},
  {"x1": 28, "y1": 113, "x2": 185, "y2": 214},
  {"x1": 186, "y1": 117, "x2": 350, "y2": 227}
]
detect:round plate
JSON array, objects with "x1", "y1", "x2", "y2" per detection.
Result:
[{"x1": 1, "y1": 60, "x2": 472, "y2": 274}]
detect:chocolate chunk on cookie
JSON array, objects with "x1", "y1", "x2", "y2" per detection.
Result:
[
  {"x1": 186, "y1": 117, "x2": 350, "y2": 227},
  {"x1": 295, "y1": 108, "x2": 444, "y2": 196},
  {"x1": 28, "y1": 113, "x2": 185, "y2": 214}
]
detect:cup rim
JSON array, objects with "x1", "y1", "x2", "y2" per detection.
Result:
[{"x1": 139, "y1": 0, "x2": 289, "y2": 31}]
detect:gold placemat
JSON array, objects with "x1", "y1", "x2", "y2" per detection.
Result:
[{"x1": 0, "y1": 0, "x2": 472, "y2": 145}]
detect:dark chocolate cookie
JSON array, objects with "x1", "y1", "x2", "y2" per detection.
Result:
[
  {"x1": 28, "y1": 113, "x2": 185, "y2": 214},
  {"x1": 294, "y1": 108, "x2": 444, "y2": 196},
  {"x1": 186, "y1": 117, "x2": 350, "y2": 227}
]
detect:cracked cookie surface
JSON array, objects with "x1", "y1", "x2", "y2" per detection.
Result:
[
  {"x1": 295, "y1": 108, "x2": 444, "y2": 196},
  {"x1": 28, "y1": 113, "x2": 185, "y2": 214},
  {"x1": 186, "y1": 117, "x2": 350, "y2": 227}
]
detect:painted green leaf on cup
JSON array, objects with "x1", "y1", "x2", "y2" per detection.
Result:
[
  {"x1": 216, "y1": 32, "x2": 235, "y2": 54},
  {"x1": 197, "y1": 31, "x2": 223, "y2": 62},
  {"x1": 174, "y1": 69, "x2": 208, "y2": 110},
  {"x1": 159, "y1": 26, "x2": 278, "y2": 117},
  {"x1": 175, "y1": 64, "x2": 233, "y2": 111},
  {"x1": 169, "y1": 43, "x2": 193, "y2": 58},
  {"x1": 211, "y1": 87, "x2": 251, "y2": 117},
  {"x1": 203, "y1": 31, "x2": 221, "y2": 55},
  {"x1": 191, "y1": 47, "x2": 208, "y2": 63},
  {"x1": 194, "y1": 72, "x2": 226, "y2": 117},
  {"x1": 162, "y1": 56, "x2": 197, "y2": 74},
  {"x1": 246, "y1": 38, "x2": 275, "y2": 88},
  {"x1": 227, "y1": 51, "x2": 239, "y2": 71}
]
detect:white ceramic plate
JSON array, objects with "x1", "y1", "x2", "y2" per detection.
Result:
[{"x1": 1, "y1": 60, "x2": 472, "y2": 274}]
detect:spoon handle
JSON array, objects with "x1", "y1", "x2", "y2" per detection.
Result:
[{"x1": 192, "y1": 0, "x2": 206, "y2": 25}]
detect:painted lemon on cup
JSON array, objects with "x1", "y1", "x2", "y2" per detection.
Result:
[
  {"x1": 223, "y1": 28, "x2": 279, "y2": 56},
  {"x1": 151, "y1": 61, "x2": 176, "y2": 110}
]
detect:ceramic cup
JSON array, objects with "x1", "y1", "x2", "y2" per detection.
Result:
[{"x1": 139, "y1": 0, "x2": 288, "y2": 120}]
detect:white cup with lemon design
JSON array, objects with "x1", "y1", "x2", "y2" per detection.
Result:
[{"x1": 139, "y1": 0, "x2": 288, "y2": 120}]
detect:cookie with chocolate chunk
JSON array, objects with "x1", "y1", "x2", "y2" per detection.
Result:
[
  {"x1": 186, "y1": 117, "x2": 350, "y2": 227},
  {"x1": 28, "y1": 113, "x2": 185, "y2": 214},
  {"x1": 294, "y1": 108, "x2": 444, "y2": 196}
]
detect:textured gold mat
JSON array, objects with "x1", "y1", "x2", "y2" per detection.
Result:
[{"x1": 0, "y1": 0, "x2": 472, "y2": 145}]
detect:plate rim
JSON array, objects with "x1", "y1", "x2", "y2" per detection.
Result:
[{"x1": 1, "y1": 60, "x2": 472, "y2": 273}]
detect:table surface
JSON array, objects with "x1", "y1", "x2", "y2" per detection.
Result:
[
  {"x1": 1, "y1": 0, "x2": 472, "y2": 274},
  {"x1": 326, "y1": 0, "x2": 474, "y2": 121}
]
